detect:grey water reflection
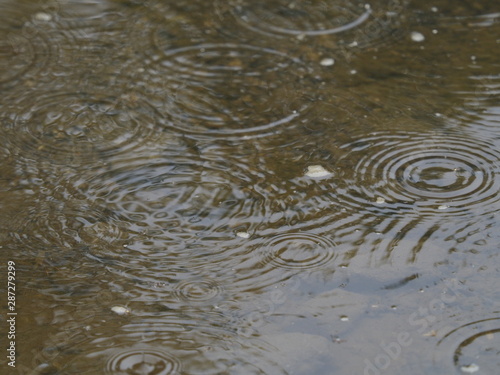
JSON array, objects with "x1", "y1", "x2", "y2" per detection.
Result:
[{"x1": 1, "y1": 0, "x2": 499, "y2": 374}]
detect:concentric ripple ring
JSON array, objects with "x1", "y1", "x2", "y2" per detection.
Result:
[
  {"x1": 107, "y1": 348, "x2": 181, "y2": 375},
  {"x1": 156, "y1": 43, "x2": 302, "y2": 79},
  {"x1": 435, "y1": 317, "x2": 500, "y2": 374},
  {"x1": 146, "y1": 42, "x2": 311, "y2": 137},
  {"x1": 338, "y1": 132, "x2": 500, "y2": 216},
  {"x1": 4, "y1": 90, "x2": 162, "y2": 163},
  {"x1": 262, "y1": 233, "x2": 337, "y2": 270},
  {"x1": 0, "y1": 8, "x2": 56, "y2": 87},
  {"x1": 230, "y1": 0, "x2": 371, "y2": 36},
  {"x1": 173, "y1": 278, "x2": 223, "y2": 304}
]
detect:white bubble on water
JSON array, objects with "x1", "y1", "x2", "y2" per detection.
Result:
[
  {"x1": 460, "y1": 363, "x2": 479, "y2": 373},
  {"x1": 320, "y1": 58, "x2": 335, "y2": 67},
  {"x1": 305, "y1": 165, "x2": 333, "y2": 178},
  {"x1": 34, "y1": 12, "x2": 52, "y2": 22},
  {"x1": 111, "y1": 306, "x2": 130, "y2": 315},
  {"x1": 411, "y1": 31, "x2": 425, "y2": 42}
]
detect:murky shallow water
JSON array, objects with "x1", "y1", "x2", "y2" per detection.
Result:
[{"x1": 1, "y1": 0, "x2": 499, "y2": 374}]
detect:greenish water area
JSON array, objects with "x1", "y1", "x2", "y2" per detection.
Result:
[{"x1": 0, "y1": 0, "x2": 499, "y2": 374}]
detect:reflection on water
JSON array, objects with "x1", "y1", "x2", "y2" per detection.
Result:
[
  {"x1": 1, "y1": 0, "x2": 499, "y2": 374},
  {"x1": 435, "y1": 317, "x2": 500, "y2": 374}
]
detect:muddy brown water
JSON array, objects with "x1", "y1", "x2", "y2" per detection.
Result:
[{"x1": 1, "y1": 0, "x2": 499, "y2": 374}]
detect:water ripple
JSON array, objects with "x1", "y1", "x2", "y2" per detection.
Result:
[
  {"x1": 53, "y1": 10, "x2": 144, "y2": 75},
  {"x1": 0, "y1": 5, "x2": 57, "y2": 88},
  {"x1": 83, "y1": 159, "x2": 243, "y2": 238},
  {"x1": 3, "y1": 89, "x2": 163, "y2": 164},
  {"x1": 106, "y1": 348, "x2": 181, "y2": 375},
  {"x1": 435, "y1": 317, "x2": 500, "y2": 374},
  {"x1": 145, "y1": 43, "x2": 312, "y2": 138},
  {"x1": 230, "y1": 0, "x2": 371, "y2": 36},
  {"x1": 337, "y1": 131, "x2": 500, "y2": 217},
  {"x1": 173, "y1": 278, "x2": 224, "y2": 305},
  {"x1": 261, "y1": 232, "x2": 337, "y2": 270},
  {"x1": 155, "y1": 42, "x2": 302, "y2": 80},
  {"x1": 53, "y1": 308, "x2": 283, "y2": 374},
  {"x1": 71, "y1": 156, "x2": 259, "y2": 286},
  {"x1": 123, "y1": 3, "x2": 317, "y2": 139},
  {"x1": 219, "y1": 0, "x2": 408, "y2": 49},
  {"x1": 449, "y1": 72, "x2": 500, "y2": 138},
  {"x1": 419, "y1": 13, "x2": 500, "y2": 138}
]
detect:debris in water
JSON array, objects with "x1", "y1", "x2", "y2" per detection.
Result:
[
  {"x1": 34, "y1": 12, "x2": 52, "y2": 22},
  {"x1": 305, "y1": 165, "x2": 333, "y2": 178},
  {"x1": 437, "y1": 205, "x2": 449, "y2": 210},
  {"x1": 320, "y1": 58, "x2": 335, "y2": 67},
  {"x1": 411, "y1": 32, "x2": 425, "y2": 42},
  {"x1": 111, "y1": 306, "x2": 130, "y2": 316},
  {"x1": 375, "y1": 197, "x2": 385, "y2": 204},
  {"x1": 460, "y1": 363, "x2": 479, "y2": 373},
  {"x1": 236, "y1": 231, "x2": 250, "y2": 239},
  {"x1": 423, "y1": 330, "x2": 437, "y2": 337}
]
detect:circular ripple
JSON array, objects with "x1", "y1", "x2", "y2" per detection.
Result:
[
  {"x1": 436, "y1": 317, "x2": 500, "y2": 374},
  {"x1": 89, "y1": 161, "x2": 241, "y2": 238},
  {"x1": 231, "y1": 1, "x2": 371, "y2": 36},
  {"x1": 133, "y1": 5, "x2": 316, "y2": 138},
  {"x1": 337, "y1": 131, "x2": 500, "y2": 216},
  {"x1": 0, "y1": 6, "x2": 56, "y2": 87},
  {"x1": 4, "y1": 90, "x2": 162, "y2": 164},
  {"x1": 450, "y1": 71, "x2": 500, "y2": 136},
  {"x1": 173, "y1": 278, "x2": 223, "y2": 304},
  {"x1": 45, "y1": 3, "x2": 143, "y2": 75},
  {"x1": 76, "y1": 157, "x2": 257, "y2": 276},
  {"x1": 262, "y1": 233, "x2": 337, "y2": 270},
  {"x1": 147, "y1": 43, "x2": 311, "y2": 138},
  {"x1": 224, "y1": 0, "x2": 407, "y2": 48},
  {"x1": 9, "y1": 197, "x2": 130, "y2": 257},
  {"x1": 156, "y1": 43, "x2": 301, "y2": 80},
  {"x1": 107, "y1": 348, "x2": 181, "y2": 375}
]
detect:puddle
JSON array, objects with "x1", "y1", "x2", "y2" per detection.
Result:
[{"x1": 1, "y1": 0, "x2": 499, "y2": 374}]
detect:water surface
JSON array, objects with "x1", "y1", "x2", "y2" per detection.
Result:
[{"x1": 1, "y1": 0, "x2": 499, "y2": 374}]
